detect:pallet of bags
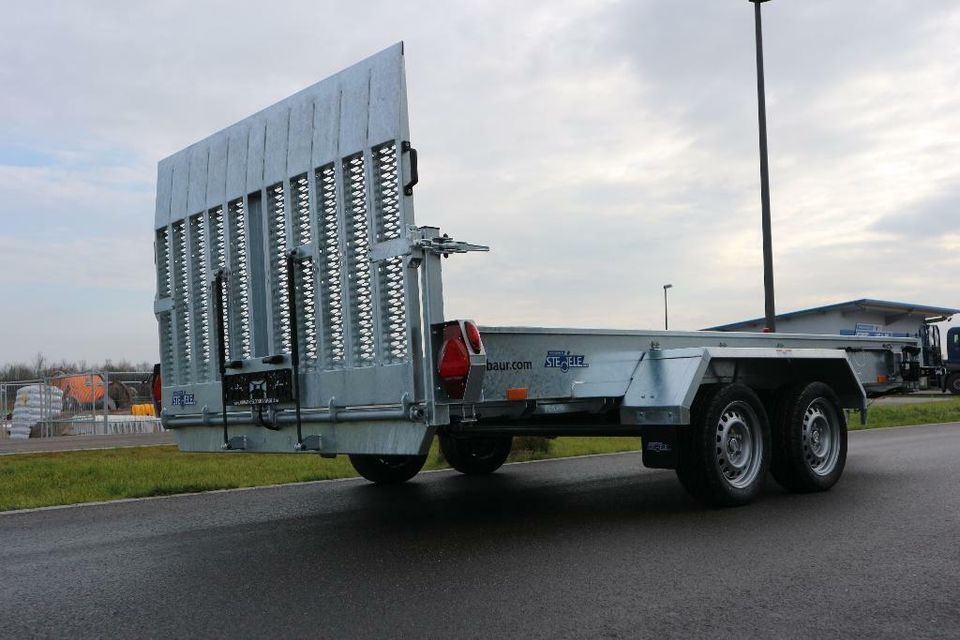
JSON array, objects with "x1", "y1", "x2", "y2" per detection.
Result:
[{"x1": 10, "y1": 385, "x2": 63, "y2": 440}]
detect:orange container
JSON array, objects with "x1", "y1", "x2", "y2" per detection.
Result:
[{"x1": 49, "y1": 374, "x2": 105, "y2": 404}]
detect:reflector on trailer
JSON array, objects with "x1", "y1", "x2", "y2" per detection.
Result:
[{"x1": 506, "y1": 387, "x2": 528, "y2": 401}]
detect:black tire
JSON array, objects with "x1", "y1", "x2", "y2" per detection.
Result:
[
  {"x1": 348, "y1": 454, "x2": 427, "y2": 484},
  {"x1": 946, "y1": 373, "x2": 960, "y2": 395},
  {"x1": 771, "y1": 382, "x2": 847, "y2": 492},
  {"x1": 439, "y1": 435, "x2": 512, "y2": 475},
  {"x1": 676, "y1": 384, "x2": 771, "y2": 507}
]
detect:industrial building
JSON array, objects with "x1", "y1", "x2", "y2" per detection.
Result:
[{"x1": 707, "y1": 299, "x2": 959, "y2": 338}]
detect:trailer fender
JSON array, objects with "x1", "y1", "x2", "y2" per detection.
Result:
[{"x1": 620, "y1": 347, "x2": 867, "y2": 427}]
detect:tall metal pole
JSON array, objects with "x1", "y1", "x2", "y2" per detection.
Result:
[
  {"x1": 752, "y1": 0, "x2": 776, "y2": 332},
  {"x1": 663, "y1": 284, "x2": 673, "y2": 331}
]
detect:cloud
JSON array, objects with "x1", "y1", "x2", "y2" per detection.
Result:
[{"x1": 1, "y1": 0, "x2": 959, "y2": 364}]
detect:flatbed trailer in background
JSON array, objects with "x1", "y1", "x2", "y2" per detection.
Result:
[{"x1": 154, "y1": 44, "x2": 941, "y2": 506}]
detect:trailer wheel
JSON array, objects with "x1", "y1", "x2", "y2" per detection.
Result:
[
  {"x1": 348, "y1": 454, "x2": 427, "y2": 484},
  {"x1": 947, "y1": 373, "x2": 960, "y2": 395},
  {"x1": 676, "y1": 384, "x2": 770, "y2": 507},
  {"x1": 771, "y1": 382, "x2": 847, "y2": 492},
  {"x1": 439, "y1": 435, "x2": 512, "y2": 475}
]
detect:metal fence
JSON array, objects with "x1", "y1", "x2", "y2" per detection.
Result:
[{"x1": 0, "y1": 371, "x2": 163, "y2": 439}]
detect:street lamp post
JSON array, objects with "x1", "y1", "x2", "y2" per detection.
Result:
[
  {"x1": 750, "y1": 0, "x2": 777, "y2": 332},
  {"x1": 663, "y1": 284, "x2": 673, "y2": 331}
]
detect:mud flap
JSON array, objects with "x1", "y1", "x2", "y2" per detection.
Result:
[{"x1": 640, "y1": 426, "x2": 680, "y2": 469}]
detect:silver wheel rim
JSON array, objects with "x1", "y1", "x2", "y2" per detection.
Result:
[
  {"x1": 802, "y1": 399, "x2": 841, "y2": 476},
  {"x1": 714, "y1": 400, "x2": 763, "y2": 489}
]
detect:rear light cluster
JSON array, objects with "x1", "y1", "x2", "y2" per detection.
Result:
[
  {"x1": 150, "y1": 363, "x2": 163, "y2": 415},
  {"x1": 437, "y1": 320, "x2": 483, "y2": 399}
]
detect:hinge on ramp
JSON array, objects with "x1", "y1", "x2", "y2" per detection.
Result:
[
  {"x1": 369, "y1": 227, "x2": 488, "y2": 265},
  {"x1": 415, "y1": 234, "x2": 489, "y2": 257}
]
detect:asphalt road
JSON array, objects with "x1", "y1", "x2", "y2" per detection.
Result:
[{"x1": 1, "y1": 424, "x2": 958, "y2": 639}]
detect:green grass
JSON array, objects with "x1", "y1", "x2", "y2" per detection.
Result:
[
  {"x1": 1, "y1": 399, "x2": 957, "y2": 512},
  {"x1": 853, "y1": 397, "x2": 960, "y2": 430},
  {"x1": 0, "y1": 437, "x2": 643, "y2": 512}
]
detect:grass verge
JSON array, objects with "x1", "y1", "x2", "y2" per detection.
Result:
[
  {"x1": 854, "y1": 397, "x2": 960, "y2": 430},
  {"x1": 1, "y1": 399, "x2": 957, "y2": 512},
  {"x1": 0, "y1": 437, "x2": 642, "y2": 512}
]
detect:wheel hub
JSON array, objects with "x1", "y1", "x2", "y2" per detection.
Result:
[
  {"x1": 802, "y1": 400, "x2": 840, "y2": 476},
  {"x1": 727, "y1": 436, "x2": 743, "y2": 458},
  {"x1": 714, "y1": 402, "x2": 762, "y2": 489}
]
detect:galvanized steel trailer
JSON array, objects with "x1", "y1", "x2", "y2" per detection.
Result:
[{"x1": 154, "y1": 44, "x2": 933, "y2": 505}]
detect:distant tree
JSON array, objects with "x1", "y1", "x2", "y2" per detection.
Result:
[
  {"x1": 0, "y1": 357, "x2": 153, "y2": 382},
  {"x1": 32, "y1": 352, "x2": 47, "y2": 378}
]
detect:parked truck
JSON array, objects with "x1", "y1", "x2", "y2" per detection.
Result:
[
  {"x1": 153, "y1": 44, "x2": 943, "y2": 506},
  {"x1": 919, "y1": 324, "x2": 960, "y2": 394}
]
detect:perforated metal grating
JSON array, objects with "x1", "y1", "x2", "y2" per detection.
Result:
[
  {"x1": 156, "y1": 228, "x2": 175, "y2": 382},
  {"x1": 372, "y1": 142, "x2": 408, "y2": 362},
  {"x1": 267, "y1": 183, "x2": 291, "y2": 354},
  {"x1": 316, "y1": 163, "x2": 346, "y2": 366},
  {"x1": 156, "y1": 227, "x2": 171, "y2": 298},
  {"x1": 209, "y1": 206, "x2": 229, "y2": 367},
  {"x1": 171, "y1": 221, "x2": 192, "y2": 384},
  {"x1": 290, "y1": 174, "x2": 318, "y2": 364},
  {"x1": 153, "y1": 44, "x2": 421, "y2": 407},
  {"x1": 343, "y1": 154, "x2": 376, "y2": 365},
  {"x1": 189, "y1": 213, "x2": 211, "y2": 381},
  {"x1": 228, "y1": 199, "x2": 251, "y2": 360},
  {"x1": 158, "y1": 142, "x2": 414, "y2": 381},
  {"x1": 291, "y1": 173, "x2": 312, "y2": 246}
]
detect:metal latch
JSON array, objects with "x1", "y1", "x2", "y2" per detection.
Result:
[
  {"x1": 369, "y1": 227, "x2": 489, "y2": 264},
  {"x1": 416, "y1": 233, "x2": 489, "y2": 258}
]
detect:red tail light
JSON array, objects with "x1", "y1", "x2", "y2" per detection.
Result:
[
  {"x1": 151, "y1": 363, "x2": 162, "y2": 403},
  {"x1": 438, "y1": 324, "x2": 471, "y2": 398},
  {"x1": 439, "y1": 339, "x2": 470, "y2": 378},
  {"x1": 464, "y1": 321, "x2": 483, "y2": 354}
]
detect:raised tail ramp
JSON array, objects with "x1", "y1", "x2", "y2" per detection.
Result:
[{"x1": 154, "y1": 44, "x2": 448, "y2": 454}]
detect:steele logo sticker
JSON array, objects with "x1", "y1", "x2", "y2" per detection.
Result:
[
  {"x1": 171, "y1": 390, "x2": 196, "y2": 407},
  {"x1": 544, "y1": 350, "x2": 589, "y2": 373},
  {"x1": 646, "y1": 442, "x2": 672, "y2": 453}
]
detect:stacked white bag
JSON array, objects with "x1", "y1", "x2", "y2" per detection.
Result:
[{"x1": 9, "y1": 385, "x2": 63, "y2": 439}]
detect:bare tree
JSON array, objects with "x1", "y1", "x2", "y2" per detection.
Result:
[
  {"x1": 31, "y1": 352, "x2": 47, "y2": 379},
  {"x1": 1, "y1": 356, "x2": 155, "y2": 382}
]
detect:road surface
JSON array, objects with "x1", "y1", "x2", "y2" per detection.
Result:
[{"x1": 1, "y1": 423, "x2": 958, "y2": 639}]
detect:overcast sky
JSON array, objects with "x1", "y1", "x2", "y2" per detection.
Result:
[{"x1": 1, "y1": 0, "x2": 958, "y2": 365}]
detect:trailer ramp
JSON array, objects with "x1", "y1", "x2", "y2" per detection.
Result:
[{"x1": 154, "y1": 44, "x2": 463, "y2": 454}]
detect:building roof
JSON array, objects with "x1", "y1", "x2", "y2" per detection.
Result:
[{"x1": 706, "y1": 299, "x2": 960, "y2": 332}]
